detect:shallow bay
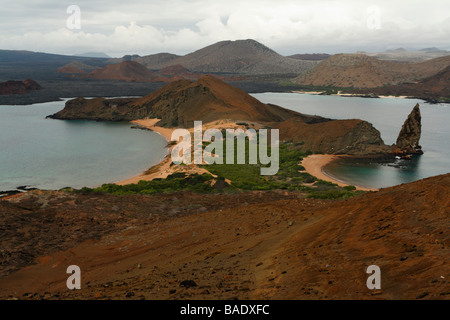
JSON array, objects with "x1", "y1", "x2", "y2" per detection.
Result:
[
  {"x1": 252, "y1": 93, "x2": 450, "y2": 189},
  {"x1": 0, "y1": 99, "x2": 168, "y2": 191}
]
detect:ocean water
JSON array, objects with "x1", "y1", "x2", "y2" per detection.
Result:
[
  {"x1": 252, "y1": 93, "x2": 450, "y2": 189},
  {"x1": 0, "y1": 99, "x2": 168, "y2": 191},
  {"x1": 1, "y1": 95, "x2": 448, "y2": 191}
]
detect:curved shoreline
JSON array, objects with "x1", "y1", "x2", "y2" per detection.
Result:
[
  {"x1": 117, "y1": 121, "x2": 379, "y2": 192},
  {"x1": 115, "y1": 119, "x2": 253, "y2": 185},
  {"x1": 116, "y1": 119, "x2": 176, "y2": 185},
  {"x1": 301, "y1": 154, "x2": 378, "y2": 192}
]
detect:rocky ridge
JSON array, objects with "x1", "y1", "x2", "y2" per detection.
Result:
[
  {"x1": 296, "y1": 54, "x2": 450, "y2": 89},
  {"x1": 48, "y1": 76, "x2": 422, "y2": 157},
  {"x1": 0, "y1": 79, "x2": 42, "y2": 95},
  {"x1": 394, "y1": 104, "x2": 423, "y2": 155}
]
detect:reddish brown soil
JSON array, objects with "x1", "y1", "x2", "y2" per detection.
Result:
[
  {"x1": 0, "y1": 174, "x2": 448, "y2": 300},
  {"x1": 137, "y1": 75, "x2": 320, "y2": 128},
  {"x1": 85, "y1": 61, "x2": 156, "y2": 82}
]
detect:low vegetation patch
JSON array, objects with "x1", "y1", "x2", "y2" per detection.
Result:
[
  {"x1": 74, "y1": 173, "x2": 218, "y2": 195},
  {"x1": 71, "y1": 141, "x2": 364, "y2": 200}
]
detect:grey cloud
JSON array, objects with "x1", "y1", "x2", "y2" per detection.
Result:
[{"x1": 0, "y1": 0, "x2": 449, "y2": 56}]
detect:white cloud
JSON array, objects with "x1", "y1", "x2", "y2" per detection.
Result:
[{"x1": 0, "y1": 0, "x2": 449, "y2": 56}]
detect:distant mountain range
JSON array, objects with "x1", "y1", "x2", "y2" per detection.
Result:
[
  {"x1": 355, "y1": 65, "x2": 450, "y2": 101},
  {"x1": 73, "y1": 52, "x2": 111, "y2": 58},
  {"x1": 366, "y1": 47, "x2": 450, "y2": 62},
  {"x1": 58, "y1": 60, "x2": 245, "y2": 83},
  {"x1": 113, "y1": 39, "x2": 318, "y2": 75},
  {"x1": 2, "y1": 42, "x2": 449, "y2": 81},
  {"x1": 1, "y1": 41, "x2": 450, "y2": 102},
  {"x1": 54, "y1": 39, "x2": 320, "y2": 81},
  {"x1": 296, "y1": 54, "x2": 450, "y2": 89}
]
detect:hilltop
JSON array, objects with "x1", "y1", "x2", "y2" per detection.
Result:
[
  {"x1": 0, "y1": 79, "x2": 42, "y2": 95},
  {"x1": 296, "y1": 54, "x2": 450, "y2": 89},
  {"x1": 134, "y1": 39, "x2": 317, "y2": 75},
  {"x1": 48, "y1": 75, "x2": 306, "y2": 126},
  {"x1": 356, "y1": 65, "x2": 450, "y2": 101}
]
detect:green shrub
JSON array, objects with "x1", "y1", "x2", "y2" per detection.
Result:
[
  {"x1": 72, "y1": 141, "x2": 365, "y2": 198},
  {"x1": 314, "y1": 180, "x2": 337, "y2": 187}
]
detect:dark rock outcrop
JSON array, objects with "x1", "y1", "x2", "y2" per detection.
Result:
[
  {"x1": 47, "y1": 96, "x2": 139, "y2": 121},
  {"x1": 276, "y1": 117, "x2": 390, "y2": 155},
  {"x1": 394, "y1": 104, "x2": 423, "y2": 155},
  {"x1": 0, "y1": 79, "x2": 42, "y2": 95}
]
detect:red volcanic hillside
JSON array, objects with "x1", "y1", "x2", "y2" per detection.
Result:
[
  {"x1": 86, "y1": 61, "x2": 156, "y2": 81},
  {"x1": 362, "y1": 65, "x2": 450, "y2": 99},
  {"x1": 297, "y1": 54, "x2": 450, "y2": 88},
  {"x1": 0, "y1": 173, "x2": 448, "y2": 300}
]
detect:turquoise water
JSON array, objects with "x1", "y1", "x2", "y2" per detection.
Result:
[
  {"x1": 1, "y1": 94, "x2": 448, "y2": 191},
  {"x1": 0, "y1": 100, "x2": 168, "y2": 191},
  {"x1": 252, "y1": 93, "x2": 450, "y2": 189}
]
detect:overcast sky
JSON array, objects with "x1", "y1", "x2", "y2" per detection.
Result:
[{"x1": 0, "y1": 0, "x2": 449, "y2": 57}]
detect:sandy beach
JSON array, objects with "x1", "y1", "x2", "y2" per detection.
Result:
[
  {"x1": 116, "y1": 119, "x2": 237, "y2": 185},
  {"x1": 301, "y1": 154, "x2": 378, "y2": 192},
  {"x1": 292, "y1": 90, "x2": 408, "y2": 100},
  {"x1": 116, "y1": 119, "x2": 177, "y2": 185},
  {"x1": 117, "y1": 120, "x2": 378, "y2": 192}
]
